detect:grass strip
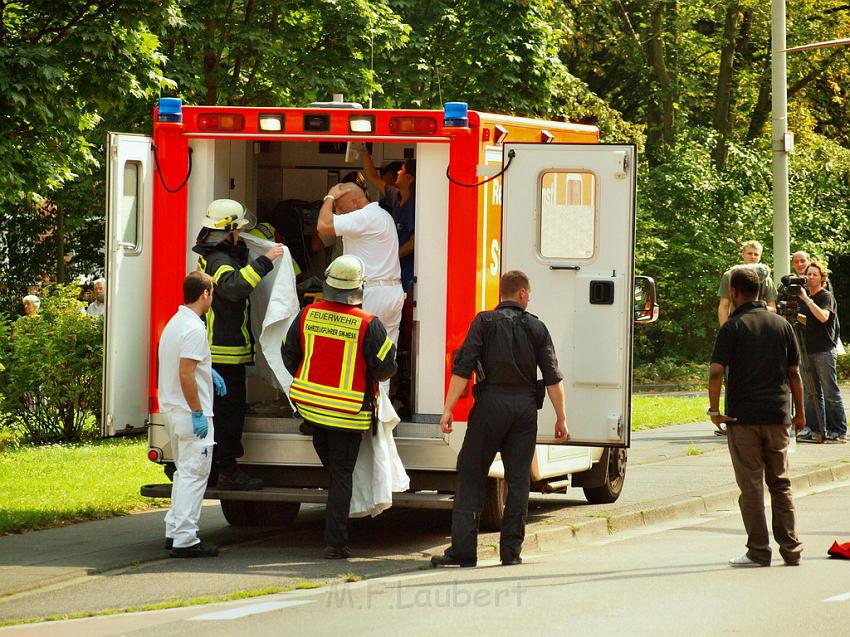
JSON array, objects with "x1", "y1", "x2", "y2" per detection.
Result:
[
  {"x1": 0, "y1": 581, "x2": 323, "y2": 628},
  {"x1": 0, "y1": 437, "x2": 167, "y2": 534},
  {"x1": 631, "y1": 395, "x2": 706, "y2": 431}
]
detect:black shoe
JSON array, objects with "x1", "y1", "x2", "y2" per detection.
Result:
[
  {"x1": 324, "y1": 545, "x2": 351, "y2": 559},
  {"x1": 298, "y1": 421, "x2": 314, "y2": 436},
  {"x1": 164, "y1": 537, "x2": 173, "y2": 550},
  {"x1": 501, "y1": 557, "x2": 523, "y2": 566},
  {"x1": 430, "y1": 554, "x2": 476, "y2": 568},
  {"x1": 216, "y1": 469, "x2": 263, "y2": 491},
  {"x1": 170, "y1": 541, "x2": 219, "y2": 558}
]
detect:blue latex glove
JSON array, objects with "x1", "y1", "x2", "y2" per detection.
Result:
[
  {"x1": 191, "y1": 410, "x2": 208, "y2": 439},
  {"x1": 211, "y1": 369, "x2": 227, "y2": 397}
]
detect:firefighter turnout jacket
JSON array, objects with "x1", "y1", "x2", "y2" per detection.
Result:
[
  {"x1": 193, "y1": 240, "x2": 273, "y2": 365},
  {"x1": 282, "y1": 301, "x2": 397, "y2": 431}
]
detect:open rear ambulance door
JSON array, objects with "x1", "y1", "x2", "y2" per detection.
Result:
[
  {"x1": 101, "y1": 133, "x2": 154, "y2": 436},
  {"x1": 501, "y1": 143, "x2": 636, "y2": 447}
]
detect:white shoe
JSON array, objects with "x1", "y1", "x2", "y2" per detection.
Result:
[{"x1": 728, "y1": 554, "x2": 769, "y2": 567}]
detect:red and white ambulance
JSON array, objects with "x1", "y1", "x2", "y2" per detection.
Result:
[{"x1": 104, "y1": 98, "x2": 657, "y2": 529}]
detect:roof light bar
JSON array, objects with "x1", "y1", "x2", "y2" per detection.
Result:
[
  {"x1": 349, "y1": 115, "x2": 375, "y2": 133},
  {"x1": 389, "y1": 116, "x2": 437, "y2": 135}
]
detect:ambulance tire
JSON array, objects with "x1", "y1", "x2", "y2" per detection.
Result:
[
  {"x1": 480, "y1": 478, "x2": 507, "y2": 532},
  {"x1": 220, "y1": 500, "x2": 300, "y2": 527},
  {"x1": 583, "y1": 448, "x2": 627, "y2": 504}
]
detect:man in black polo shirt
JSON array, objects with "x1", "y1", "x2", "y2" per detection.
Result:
[
  {"x1": 431, "y1": 270, "x2": 568, "y2": 568},
  {"x1": 708, "y1": 266, "x2": 805, "y2": 567}
]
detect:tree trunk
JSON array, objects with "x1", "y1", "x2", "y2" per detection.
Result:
[
  {"x1": 711, "y1": 2, "x2": 743, "y2": 171},
  {"x1": 643, "y1": 1, "x2": 678, "y2": 165}
]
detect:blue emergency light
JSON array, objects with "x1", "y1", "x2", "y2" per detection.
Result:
[
  {"x1": 443, "y1": 102, "x2": 469, "y2": 128},
  {"x1": 157, "y1": 98, "x2": 183, "y2": 123}
]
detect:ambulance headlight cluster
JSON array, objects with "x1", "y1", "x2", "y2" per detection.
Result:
[{"x1": 259, "y1": 114, "x2": 284, "y2": 132}]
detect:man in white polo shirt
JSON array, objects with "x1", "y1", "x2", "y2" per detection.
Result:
[
  {"x1": 158, "y1": 270, "x2": 227, "y2": 558},
  {"x1": 317, "y1": 181, "x2": 404, "y2": 395}
]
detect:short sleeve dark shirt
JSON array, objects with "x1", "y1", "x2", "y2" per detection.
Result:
[
  {"x1": 452, "y1": 301, "x2": 563, "y2": 388},
  {"x1": 710, "y1": 300, "x2": 800, "y2": 425},
  {"x1": 383, "y1": 184, "x2": 415, "y2": 293},
  {"x1": 800, "y1": 289, "x2": 838, "y2": 354}
]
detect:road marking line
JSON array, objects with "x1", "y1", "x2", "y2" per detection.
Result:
[
  {"x1": 824, "y1": 591, "x2": 850, "y2": 603},
  {"x1": 189, "y1": 600, "x2": 315, "y2": 620}
]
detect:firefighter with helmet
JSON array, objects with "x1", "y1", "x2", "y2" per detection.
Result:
[
  {"x1": 193, "y1": 198, "x2": 285, "y2": 490},
  {"x1": 282, "y1": 255, "x2": 397, "y2": 559}
]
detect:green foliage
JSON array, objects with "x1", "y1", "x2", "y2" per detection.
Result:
[
  {"x1": 633, "y1": 358, "x2": 706, "y2": 388},
  {"x1": 0, "y1": 437, "x2": 166, "y2": 534},
  {"x1": 0, "y1": 284, "x2": 103, "y2": 443},
  {"x1": 631, "y1": 395, "x2": 707, "y2": 431}
]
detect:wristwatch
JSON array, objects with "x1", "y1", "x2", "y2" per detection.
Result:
[{"x1": 706, "y1": 408, "x2": 721, "y2": 417}]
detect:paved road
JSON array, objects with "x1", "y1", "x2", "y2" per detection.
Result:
[
  {"x1": 0, "y1": 420, "x2": 848, "y2": 627},
  {"x1": 6, "y1": 481, "x2": 850, "y2": 636}
]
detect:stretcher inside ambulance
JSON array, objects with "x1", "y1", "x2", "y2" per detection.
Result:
[{"x1": 104, "y1": 99, "x2": 657, "y2": 529}]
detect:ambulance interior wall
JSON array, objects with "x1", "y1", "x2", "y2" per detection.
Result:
[{"x1": 185, "y1": 138, "x2": 450, "y2": 418}]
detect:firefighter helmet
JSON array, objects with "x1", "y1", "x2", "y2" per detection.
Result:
[
  {"x1": 201, "y1": 199, "x2": 255, "y2": 232},
  {"x1": 323, "y1": 255, "x2": 365, "y2": 304}
]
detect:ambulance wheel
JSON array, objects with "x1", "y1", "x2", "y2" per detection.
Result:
[
  {"x1": 583, "y1": 448, "x2": 627, "y2": 504},
  {"x1": 253, "y1": 501, "x2": 300, "y2": 527},
  {"x1": 220, "y1": 500, "x2": 259, "y2": 526},
  {"x1": 219, "y1": 500, "x2": 300, "y2": 527},
  {"x1": 480, "y1": 478, "x2": 507, "y2": 532},
  {"x1": 164, "y1": 463, "x2": 176, "y2": 482}
]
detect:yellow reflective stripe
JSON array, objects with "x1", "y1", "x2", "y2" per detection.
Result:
[
  {"x1": 299, "y1": 333, "x2": 315, "y2": 381},
  {"x1": 240, "y1": 305, "x2": 251, "y2": 350},
  {"x1": 290, "y1": 387, "x2": 362, "y2": 412},
  {"x1": 376, "y1": 336, "x2": 393, "y2": 362},
  {"x1": 213, "y1": 264, "x2": 235, "y2": 283},
  {"x1": 211, "y1": 352, "x2": 253, "y2": 364},
  {"x1": 291, "y1": 377, "x2": 362, "y2": 400},
  {"x1": 206, "y1": 307, "x2": 215, "y2": 349},
  {"x1": 296, "y1": 403, "x2": 371, "y2": 430},
  {"x1": 305, "y1": 314, "x2": 363, "y2": 331},
  {"x1": 240, "y1": 264, "x2": 262, "y2": 287},
  {"x1": 198, "y1": 256, "x2": 207, "y2": 271},
  {"x1": 339, "y1": 339, "x2": 356, "y2": 391},
  {"x1": 210, "y1": 344, "x2": 252, "y2": 354}
]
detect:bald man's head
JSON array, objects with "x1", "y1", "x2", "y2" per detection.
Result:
[{"x1": 334, "y1": 182, "x2": 369, "y2": 214}]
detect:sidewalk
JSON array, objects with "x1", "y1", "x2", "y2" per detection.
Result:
[{"x1": 0, "y1": 420, "x2": 848, "y2": 614}]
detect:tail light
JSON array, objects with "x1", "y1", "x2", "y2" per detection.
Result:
[
  {"x1": 147, "y1": 448, "x2": 162, "y2": 462},
  {"x1": 389, "y1": 117, "x2": 437, "y2": 135},
  {"x1": 197, "y1": 113, "x2": 245, "y2": 131}
]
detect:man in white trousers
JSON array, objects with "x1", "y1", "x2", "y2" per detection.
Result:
[
  {"x1": 317, "y1": 181, "x2": 404, "y2": 394},
  {"x1": 158, "y1": 271, "x2": 227, "y2": 558}
]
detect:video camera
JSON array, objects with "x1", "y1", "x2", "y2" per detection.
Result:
[{"x1": 778, "y1": 274, "x2": 807, "y2": 320}]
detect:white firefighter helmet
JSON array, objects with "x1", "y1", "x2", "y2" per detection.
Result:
[
  {"x1": 201, "y1": 199, "x2": 255, "y2": 232},
  {"x1": 323, "y1": 255, "x2": 365, "y2": 304}
]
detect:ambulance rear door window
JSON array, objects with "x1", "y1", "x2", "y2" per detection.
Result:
[{"x1": 539, "y1": 171, "x2": 596, "y2": 259}]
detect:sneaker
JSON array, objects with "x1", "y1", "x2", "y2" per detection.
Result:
[
  {"x1": 323, "y1": 545, "x2": 351, "y2": 560},
  {"x1": 824, "y1": 432, "x2": 847, "y2": 444},
  {"x1": 216, "y1": 469, "x2": 263, "y2": 491},
  {"x1": 796, "y1": 427, "x2": 812, "y2": 438},
  {"x1": 430, "y1": 553, "x2": 476, "y2": 568},
  {"x1": 728, "y1": 554, "x2": 769, "y2": 568},
  {"x1": 797, "y1": 431, "x2": 824, "y2": 444},
  {"x1": 170, "y1": 541, "x2": 219, "y2": 558}
]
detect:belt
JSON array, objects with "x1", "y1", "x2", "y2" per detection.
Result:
[{"x1": 363, "y1": 279, "x2": 401, "y2": 287}]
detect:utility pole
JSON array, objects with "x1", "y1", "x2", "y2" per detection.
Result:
[{"x1": 771, "y1": 0, "x2": 790, "y2": 280}]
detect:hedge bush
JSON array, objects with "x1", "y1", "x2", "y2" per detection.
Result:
[{"x1": 0, "y1": 285, "x2": 102, "y2": 443}]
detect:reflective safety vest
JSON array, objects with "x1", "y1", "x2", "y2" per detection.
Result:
[{"x1": 290, "y1": 303, "x2": 378, "y2": 431}]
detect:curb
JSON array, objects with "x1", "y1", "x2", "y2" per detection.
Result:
[{"x1": 518, "y1": 458, "x2": 850, "y2": 556}]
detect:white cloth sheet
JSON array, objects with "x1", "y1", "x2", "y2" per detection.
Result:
[
  {"x1": 241, "y1": 233, "x2": 301, "y2": 399},
  {"x1": 349, "y1": 387, "x2": 411, "y2": 518}
]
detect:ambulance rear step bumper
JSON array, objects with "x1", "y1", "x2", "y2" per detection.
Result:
[{"x1": 140, "y1": 484, "x2": 455, "y2": 509}]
